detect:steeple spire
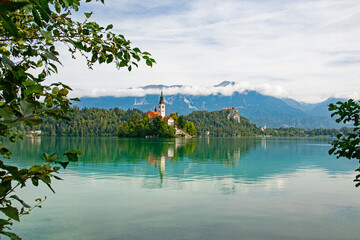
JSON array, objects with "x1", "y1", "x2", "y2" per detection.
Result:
[
  {"x1": 158, "y1": 91, "x2": 165, "y2": 117},
  {"x1": 159, "y1": 90, "x2": 165, "y2": 104}
]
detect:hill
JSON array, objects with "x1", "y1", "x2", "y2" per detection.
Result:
[{"x1": 185, "y1": 108, "x2": 260, "y2": 137}]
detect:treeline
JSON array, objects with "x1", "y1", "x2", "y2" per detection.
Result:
[
  {"x1": 20, "y1": 107, "x2": 197, "y2": 138},
  {"x1": 184, "y1": 109, "x2": 350, "y2": 137},
  {"x1": 185, "y1": 110, "x2": 259, "y2": 137},
  {"x1": 262, "y1": 127, "x2": 350, "y2": 137},
  {"x1": 19, "y1": 107, "x2": 143, "y2": 136},
  {"x1": 18, "y1": 107, "x2": 351, "y2": 138}
]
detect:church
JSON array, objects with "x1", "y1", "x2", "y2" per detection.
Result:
[{"x1": 145, "y1": 91, "x2": 175, "y2": 126}]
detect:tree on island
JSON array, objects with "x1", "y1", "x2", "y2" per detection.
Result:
[
  {"x1": 329, "y1": 99, "x2": 360, "y2": 187},
  {"x1": 0, "y1": 0, "x2": 154, "y2": 238},
  {"x1": 117, "y1": 114, "x2": 176, "y2": 138}
]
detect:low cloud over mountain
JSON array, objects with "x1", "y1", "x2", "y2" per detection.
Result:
[{"x1": 75, "y1": 82, "x2": 347, "y2": 129}]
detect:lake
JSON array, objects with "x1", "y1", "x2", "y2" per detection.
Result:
[{"x1": 6, "y1": 137, "x2": 360, "y2": 240}]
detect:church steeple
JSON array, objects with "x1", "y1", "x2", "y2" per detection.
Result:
[
  {"x1": 158, "y1": 91, "x2": 165, "y2": 117},
  {"x1": 159, "y1": 91, "x2": 165, "y2": 104}
]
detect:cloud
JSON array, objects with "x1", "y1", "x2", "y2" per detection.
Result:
[
  {"x1": 75, "y1": 81, "x2": 288, "y2": 99},
  {"x1": 49, "y1": 0, "x2": 360, "y2": 103}
]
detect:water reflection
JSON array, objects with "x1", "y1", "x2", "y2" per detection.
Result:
[
  {"x1": 7, "y1": 137, "x2": 360, "y2": 240},
  {"x1": 5, "y1": 137, "x2": 357, "y2": 188}
]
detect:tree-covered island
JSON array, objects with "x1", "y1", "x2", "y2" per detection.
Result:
[{"x1": 115, "y1": 91, "x2": 197, "y2": 138}]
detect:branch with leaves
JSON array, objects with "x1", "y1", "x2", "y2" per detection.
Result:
[
  {"x1": 329, "y1": 99, "x2": 360, "y2": 187},
  {"x1": 0, "y1": 0, "x2": 155, "y2": 238}
]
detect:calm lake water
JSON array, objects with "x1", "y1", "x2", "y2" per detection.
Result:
[{"x1": 6, "y1": 137, "x2": 360, "y2": 240}]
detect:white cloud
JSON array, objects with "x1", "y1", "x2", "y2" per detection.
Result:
[
  {"x1": 75, "y1": 81, "x2": 288, "y2": 98},
  {"x1": 48, "y1": 0, "x2": 360, "y2": 103}
]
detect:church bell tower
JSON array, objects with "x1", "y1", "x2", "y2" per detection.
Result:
[{"x1": 158, "y1": 91, "x2": 165, "y2": 117}]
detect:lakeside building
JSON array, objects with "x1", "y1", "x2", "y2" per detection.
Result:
[{"x1": 145, "y1": 91, "x2": 175, "y2": 126}]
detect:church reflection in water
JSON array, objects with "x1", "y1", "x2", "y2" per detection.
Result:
[
  {"x1": 143, "y1": 137, "x2": 258, "y2": 188},
  {"x1": 145, "y1": 138, "x2": 196, "y2": 187}
]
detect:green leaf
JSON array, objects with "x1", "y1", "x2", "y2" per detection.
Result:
[
  {"x1": 1, "y1": 55, "x2": 15, "y2": 68},
  {"x1": 56, "y1": 161, "x2": 69, "y2": 169},
  {"x1": 0, "y1": 218, "x2": 12, "y2": 227},
  {"x1": 43, "y1": 50, "x2": 61, "y2": 64},
  {"x1": 0, "y1": 2, "x2": 30, "y2": 12},
  {"x1": 0, "y1": 147, "x2": 11, "y2": 159},
  {"x1": 53, "y1": 175, "x2": 63, "y2": 180},
  {"x1": 10, "y1": 195, "x2": 31, "y2": 208},
  {"x1": 328, "y1": 148, "x2": 335, "y2": 155},
  {"x1": 58, "y1": 88, "x2": 69, "y2": 96},
  {"x1": 1, "y1": 231, "x2": 21, "y2": 240},
  {"x1": 40, "y1": 30, "x2": 53, "y2": 41},
  {"x1": 84, "y1": 12, "x2": 93, "y2": 18},
  {"x1": 0, "y1": 206, "x2": 20, "y2": 222},
  {"x1": 41, "y1": 152, "x2": 58, "y2": 163},
  {"x1": 29, "y1": 165, "x2": 42, "y2": 173},
  {"x1": 23, "y1": 84, "x2": 44, "y2": 97},
  {"x1": 0, "y1": 14, "x2": 18, "y2": 37},
  {"x1": 0, "y1": 164, "x2": 22, "y2": 182},
  {"x1": 31, "y1": 178, "x2": 39, "y2": 186},
  {"x1": 105, "y1": 24, "x2": 113, "y2": 30},
  {"x1": 0, "y1": 106, "x2": 15, "y2": 119},
  {"x1": 32, "y1": 8, "x2": 43, "y2": 28},
  {"x1": 63, "y1": 150, "x2": 84, "y2": 156},
  {"x1": 62, "y1": 150, "x2": 84, "y2": 162},
  {"x1": 119, "y1": 60, "x2": 127, "y2": 67},
  {"x1": 9, "y1": 136, "x2": 16, "y2": 143},
  {"x1": 33, "y1": 0, "x2": 51, "y2": 22},
  {"x1": 19, "y1": 100, "x2": 36, "y2": 117},
  {"x1": 146, "y1": 59, "x2": 153, "y2": 67},
  {"x1": 133, "y1": 47, "x2": 141, "y2": 53}
]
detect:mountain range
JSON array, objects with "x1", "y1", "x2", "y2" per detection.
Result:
[{"x1": 75, "y1": 81, "x2": 346, "y2": 129}]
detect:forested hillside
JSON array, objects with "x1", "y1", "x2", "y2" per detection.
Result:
[
  {"x1": 20, "y1": 107, "x2": 347, "y2": 138},
  {"x1": 185, "y1": 109, "x2": 260, "y2": 137},
  {"x1": 21, "y1": 107, "x2": 144, "y2": 137}
]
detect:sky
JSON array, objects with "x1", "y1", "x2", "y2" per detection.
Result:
[{"x1": 48, "y1": 0, "x2": 360, "y2": 103}]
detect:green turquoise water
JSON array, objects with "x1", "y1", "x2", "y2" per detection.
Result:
[{"x1": 6, "y1": 137, "x2": 360, "y2": 240}]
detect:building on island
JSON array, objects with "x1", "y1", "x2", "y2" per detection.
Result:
[{"x1": 145, "y1": 91, "x2": 174, "y2": 127}]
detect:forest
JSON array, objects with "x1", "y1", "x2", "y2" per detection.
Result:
[
  {"x1": 18, "y1": 107, "x2": 142, "y2": 137},
  {"x1": 17, "y1": 107, "x2": 349, "y2": 138},
  {"x1": 185, "y1": 109, "x2": 260, "y2": 137}
]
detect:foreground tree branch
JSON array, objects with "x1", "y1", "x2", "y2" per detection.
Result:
[{"x1": 0, "y1": 0, "x2": 155, "y2": 238}]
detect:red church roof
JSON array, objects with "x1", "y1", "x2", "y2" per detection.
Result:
[{"x1": 146, "y1": 111, "x2": 160, "y2": 119}]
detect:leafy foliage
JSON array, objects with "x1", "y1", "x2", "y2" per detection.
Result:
[
  {"x1": 328, "y1": 99, "x2": 360, "y2": 187},
  {"x1": 0, "y1": 0, "x2": 154, "y2": 238}
]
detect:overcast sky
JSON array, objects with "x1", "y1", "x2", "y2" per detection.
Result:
[{"x1": 48, "y1": 0, "x2": 360, "y2": 103}]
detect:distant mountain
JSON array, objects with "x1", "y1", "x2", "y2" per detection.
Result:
[
  {"x1": 140, "y1": 84, "x2": 183, "y2": 89},
  {"x1": 214, "y1": 81, "x2": 235, "y2": 87},
  {"x1": 281, "y1": 98, "x2": 316, "y2": 112},
  {"x1": 75, "y1": 83, "x2": 346, "y2": 129},
  {"x1": 306, "y1": 97, "x2": 346, "y2": 117}
]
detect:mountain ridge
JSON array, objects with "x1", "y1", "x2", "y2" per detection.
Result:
[{"x1": 74, "y1": 82, "x2": 347, "y2": 129}]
